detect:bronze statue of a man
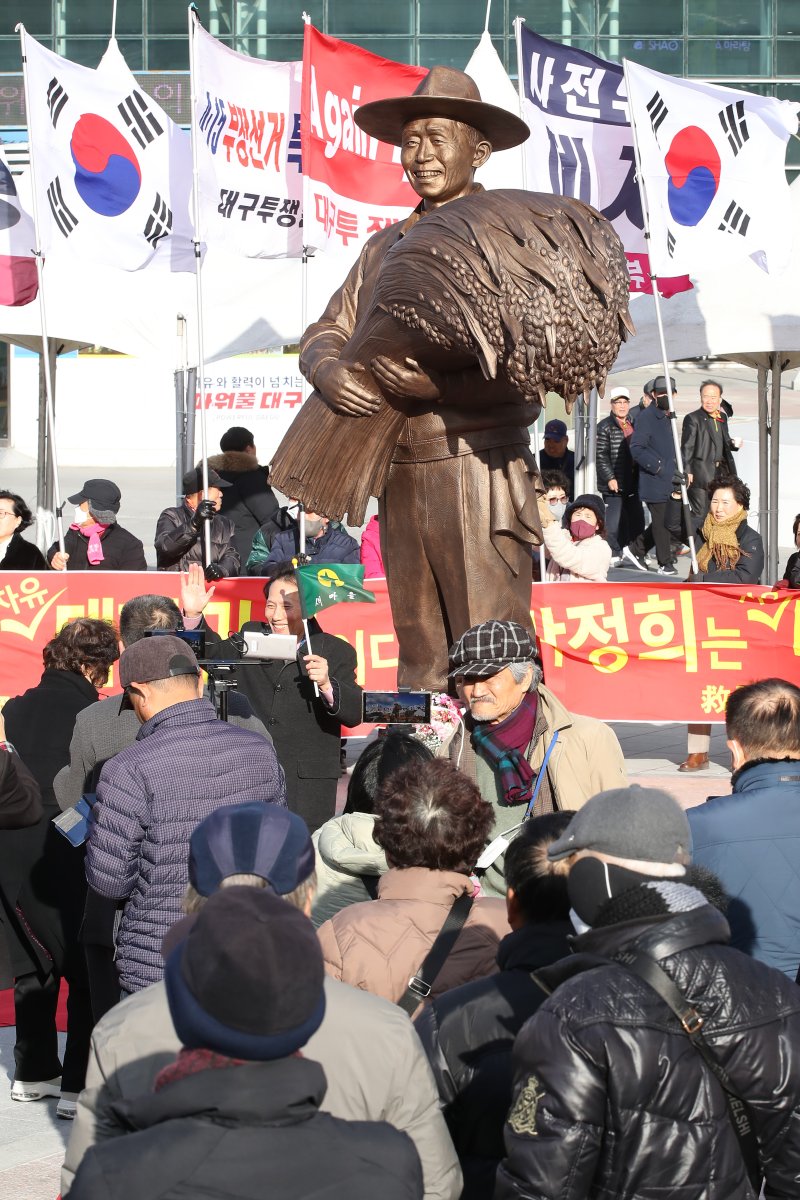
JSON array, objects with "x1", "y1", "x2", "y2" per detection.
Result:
[{"x1": 298, "y1": 67, "x2": 538, "y2": 691}]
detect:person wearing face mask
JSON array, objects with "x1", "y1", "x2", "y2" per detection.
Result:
[
  {"x1": 623, "y1": 375, "x2": 679, "y2": 576},
  {"x1": 49, "y1": 479, "x2": 146, "y2": 572},
  {"x1": 256, "y1": 505, "x2": 360, "y2": 575},
  {"x1": 539, "y1": 493, "x2": 611, "y2": 582},
  {"x1": 496, "y1": 784, "x2": 800, "y2": 1200},
  {"x1": 0, "y1": 490, "x2": 48, "y2": 569},
  {"x1": 540, "y1": 471, "x2": 569, "y2": 524}
]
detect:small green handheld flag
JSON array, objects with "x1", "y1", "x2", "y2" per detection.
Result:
[{"x1": 295, "y1": 562, "x2": 377, "y2": 618}]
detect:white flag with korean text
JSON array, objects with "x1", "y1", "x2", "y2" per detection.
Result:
[
  {"x1": 22, "y1": 29, "x2": 194, "y2": 271},
  {"x1": 625, "y1": 61, "x2": 799, "y2": 276},
  {"x1": 517, "y1": 27, "x2": 690, "y2": 297},
  {"x1": 191, "y1": 17, "x2": 303, "y2": 258}
]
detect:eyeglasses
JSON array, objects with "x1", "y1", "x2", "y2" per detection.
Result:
[
  {"x1": 0, "y1": 510, "x2": 17, "y2": 519},
  {"x1": 610, "y1": 398, "x2": 629, "y2": 404}
]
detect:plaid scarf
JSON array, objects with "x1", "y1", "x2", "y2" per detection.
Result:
[{"x1": 470, "y1": 691, "x2": 539, "y2": 806}]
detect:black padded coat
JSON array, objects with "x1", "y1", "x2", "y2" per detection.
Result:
[
  {"x1": 209, "y1": 621, "x2": 362, "y2": 832},
  {"x1": 495, "y1": 905, "x2": 800, "y2": 1200}
]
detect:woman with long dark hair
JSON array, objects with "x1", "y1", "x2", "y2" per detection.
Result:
[{"x1": 0, "y1": 619, "x2": 119, "y2": 1118}]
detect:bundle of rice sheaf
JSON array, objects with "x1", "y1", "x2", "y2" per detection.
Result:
[{"x1": 270, "y1": 190, "x2": 634, "y2": 525}]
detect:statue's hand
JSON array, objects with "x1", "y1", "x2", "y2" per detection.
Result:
[
  {"x1": 315, "y1": 358, "x2": 380, "y2": 417},
  {"x1": 371, "y1": 356, "x2": 443, "y2": 402}
]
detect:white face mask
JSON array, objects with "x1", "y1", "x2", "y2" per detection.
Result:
[
  {"x1": 73, "y1": 506, "x2": 89, "y2": 525},
  {"x1": 549, "y1": 501, "x2": 567, "y2": 521}
]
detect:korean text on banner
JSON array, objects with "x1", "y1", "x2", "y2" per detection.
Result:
[
  {"x1": 300, "y1": 25, "x2": 425, "y2": 256},
  {"x1": 625, "y1": 61, "x2": 799, "y2": 277},
  {"x1": 191, "y1": 18, "x2": 303, "y2": 259},
  {"x1": 0, "y1": 145, "x2": 38, "y2": 306},
  {"x1": 517, "y1": 27, "x2": 690, "y2": 298},
  {"x1": 2, "y1": 575, "x2": 800, "y2": 726},
  {"x1": 21, "y1": 30, "x2": 194, "y2": 271}
]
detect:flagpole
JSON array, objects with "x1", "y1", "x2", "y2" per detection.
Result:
[
  {"x1": 623, "y1": 58, "x2": 697, "y2": 575},
  {"x1": 111, "y1": 0, "x2": 118, "y2": 39},
  {"x1": 484, "y1": 0, "x2": 492, "y2": 32},
  {"x1": 530, "y1": 418, "x2": 547, "y2": 581},
  {"x1": 513, "y1": 18, "x2": 529, "y2": 190},
  {"x1": 295, "y1": 511, "x2": 320, "y2": 697},
  {"x1": 17, "y1": 23, "x2": 65, "y2": 559},
  {"x1": 187, "y1": 4, "x2": 212, "y2": 568}
]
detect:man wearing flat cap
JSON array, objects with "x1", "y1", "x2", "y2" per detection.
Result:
[
  {"x1": 496, "y1": 785, "x2": 800, "y2": 1199},
  {"x1": 154, "y1": 466, "x2": 240, "y2": 579},
  {"x1": 300, "y1": 67, "x2": 540, "y2": 690},
  {"x1": 49, "y1": 478, "x2": 146, "y2": 572},
  {"x1": 85, "y1": 635, "x2": 286, "y2": 999},
  {"x1": 448, "y1": 619, "x2": 625, "y2": 897}
]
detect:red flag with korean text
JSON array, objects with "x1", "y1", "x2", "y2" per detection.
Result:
[{"x1": 300, "y1": 25, "x2": 426, "y2": 257}]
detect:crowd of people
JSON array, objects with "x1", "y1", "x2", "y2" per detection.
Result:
[
  {"x1": 1, "y1": 51, "x2": 799, "y2": 1197},
  {"x1": 0, "y1": 572, "x2": 798, "y2": 1198},
  {"x1": 0, "y1": 375, "x2": 782, "y2": 602}
]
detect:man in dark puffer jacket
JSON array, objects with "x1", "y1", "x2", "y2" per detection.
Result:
[
  {"x1": 496, "y1": 785, "x2": 800, "y2": 1200},
  {"x1": 85, "y1": 636, "x2": 285, "y2": 997},
  {"x1": 414, "y1": 812, "x2": 573, "y2": 1200},
  {"x1": 69, "y1": 889, "x2": 423, "y2": 1200}
]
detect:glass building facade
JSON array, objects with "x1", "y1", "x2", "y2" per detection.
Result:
[
  {"x1": 0, "y1": 2, "x2": 796, "y2": 157},
  {"x1": 0, "y1": 2, "x2": 798, "y2": 83}
]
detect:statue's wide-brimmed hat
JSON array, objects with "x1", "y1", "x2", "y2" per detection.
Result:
[{"x1": 354, "y1": 65, "x2": 530, "y2": 152}]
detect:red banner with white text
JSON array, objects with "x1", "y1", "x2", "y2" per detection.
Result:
[
  {"x1": 300, "y1": 25, "x2": 425, "y2": 254},
  {"x1": 0, "y1": 574, "x2": 797, "y2": 724}
]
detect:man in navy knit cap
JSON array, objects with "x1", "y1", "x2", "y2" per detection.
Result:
[{"x1": 69, "y1": 888, "x2": 423, "y2": 1200}]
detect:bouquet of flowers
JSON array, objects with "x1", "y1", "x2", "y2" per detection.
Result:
[{"x1": 412, "y1": 693, "x2": 464, "y2": 754}]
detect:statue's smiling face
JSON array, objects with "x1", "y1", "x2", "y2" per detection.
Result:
[{"x1": 400, "y1": 117, "x2": 490, "y2": 209}]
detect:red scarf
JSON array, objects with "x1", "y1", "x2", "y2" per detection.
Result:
[
  {"x1": 615, "y1": 416, "x2": 633, "y2": 439},
  {"x1": 154, "y1": 1047, "x2": 246, "y2": 1092}
]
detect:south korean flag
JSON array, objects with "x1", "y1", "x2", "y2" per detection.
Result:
[
  {"x1": 625, "y1": 61, "x2": 799, "y2": 276},
  {"x1": 21, "y1": 29, "x2": 194, "y2": 272}
]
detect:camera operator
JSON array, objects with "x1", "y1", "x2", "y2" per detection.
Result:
[{"x1": 209, "y1": 563, "x2": 362, "y2": 833}]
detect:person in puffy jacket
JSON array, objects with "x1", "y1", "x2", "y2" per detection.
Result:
[
  {"x1": 414, "y1": 812, "x2": 573, "y2": 1200},
  {"x1": 317, "y1": 759, "x2": 510, "y2": 1011},
  {"x1": 312, "y1": 732, "x2": 433, "y2": 927},
  {"x1": 624, "y1": 375, "x2": 678, "y2": 574},
  {"x1": 540, "y1": 492, "x2": 611, "y2": 582},
  {"x1": 595, "y1": 387, "x2": 643, "y2": 563},
  {"x1": 85, "y1": 636, "x2": 285, "y2": 996},
  {"x1": 154, "y1": 467, "x2": 239, "y2": 578},
  {"x1": 68, "y1": 888, "x2": 424, "y2": 1200},
  {"x1": 496, "y1": 785, "x2": 800, "y2": 1200},
  {"x1": 254, "y1": 508, "x2": 360, "y2": 575}
]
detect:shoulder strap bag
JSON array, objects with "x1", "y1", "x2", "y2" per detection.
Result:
[
  {"x1": 397, "y1": 892, "x2": 474, "y2": 1016},
  {"x1": 613, "y1": 945, "x2": 761, "y2": 1192}
]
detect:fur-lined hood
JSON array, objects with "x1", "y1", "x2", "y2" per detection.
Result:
[{"x1": 207, "y1": 451, "x2": 267, "y2": 476}]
